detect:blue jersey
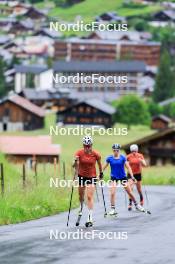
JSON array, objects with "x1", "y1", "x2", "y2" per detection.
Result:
[{"x1": 106, "y1": 155, "x2": 127, "y2": 180}]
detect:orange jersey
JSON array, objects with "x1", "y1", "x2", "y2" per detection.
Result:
[
  {"x1": 75, "y1": 149, "x2": 101, "y2": 177},
  {"x1": 127, "y1": 152, "x2": 144, "y2": 174}
]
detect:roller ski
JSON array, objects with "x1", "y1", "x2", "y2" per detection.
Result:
[
  {"x1": 75, "y1": 210, "x2": 83, "y2": 226},
  {"x1": 85, "y1": 221, "x2": 93, "y2": 227},
  {"x1": 85, "y1": 214, "x2": 93, "y2": 227},
  {"x1": 105, "y1": 209, "x2": 118, "y2": 218},
  {"x1": 135, "y1": 204, "x2": 151, "y2": 214}
]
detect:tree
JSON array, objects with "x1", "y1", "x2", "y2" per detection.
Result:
[
  {"x1": 163, "y1": 103, "x2": 175, "y2": 118},
  {"x1": 114, "y1": 95, "x2": 151, "y2": 128},
  {"x1": 54, "y1": 0, "x2": 84, "y2": 6},
  {"x1": 129, "y1": 18, "x2": 147, "y2": 32},
  {"x1": 153, "y1": 50, "x2": 174, "y2": 102},
  {"x1": 168, "y1": 103, "x2": 175, "y2": 118},
  {"x1": 147, "y1": 100, "x2": 163, "y2": 117},
  {"x1": 0, "y1": 57, "x2": 6, "y2": 98}
]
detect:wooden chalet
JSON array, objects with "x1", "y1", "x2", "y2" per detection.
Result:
[
  {"x1": 23, "y1": 7, "x2": 46, "y2": 21},
  {"x1": 19, "y1": 88, "x2": 76, "y2": 112},
  {"x1": 0, "y1": 94, "x2": 45, "y2": 132},
  {"x1": 0, "y1": 4, "x2": 12, "y2": 16},
  {"x1": 153, "y1": 10, "x2": 175, "y2": 22},
  {"x1": 151, "y1": 115, "x2": 172, "y2": 130},
  {"x1": 122, "y1": 127, "x2": 175, "y2": 166},
  {"x1": 95, "y1": 12, "x2": 126, "y2": 22},
  {"x1": 33, "y1": 28, "x2": 62, "y2": 39},
  {"x1": 57, "y1": 98, "x2": 116, "y2": 128},
  {"x1": 14, "y1": 64, "x2": 51, "y2": 92},
  {"x1": 0, "y1": 136, "x2": 60, "y2": 163},
  {"x1": 8, "y1": 21, "x2": 33, "y2": 35}
]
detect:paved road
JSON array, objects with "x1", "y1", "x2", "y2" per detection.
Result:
[{"x1": 0, "y1": 186, "x2": 175, "y2": 264}]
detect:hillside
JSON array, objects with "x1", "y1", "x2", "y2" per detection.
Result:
[{"x1": 36, "y1": 0, "x2": 162, "y2": 22}]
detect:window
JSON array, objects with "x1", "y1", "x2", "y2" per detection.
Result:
[
  {"x1": 86, "y1": 107, "x2": 91, "y2": 114},
  {"x1": 66, "y1": 117, "x2": 77, "y2": 122},
  {"x1": 4, "y1": 108, "x2": 10, "y2": 116},
  {"x1": 79, "y1": 106, "x2": 84, "y2": 113}
]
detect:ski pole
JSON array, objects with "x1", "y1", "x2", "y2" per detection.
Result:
[
  {"x1": 66, "y1": 184, "x2": 74, "y2": 227},
  {"x1": 143, "y1": 183, "x2": 149, "y2": 207},
  {"x1": 100, "y1": 181, "x2": 107, "y2": 216},
  {"x1": 67, "y1": 166, "x2": 78, "y2": 227},
  {"x1": 124, "y1": 189, "x2": 127, "y2": 209},
  {"x1": 95, "y1": 185, "x2": 99, "y2": 202}
]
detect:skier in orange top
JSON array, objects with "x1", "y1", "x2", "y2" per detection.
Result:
[{"x1": 127, "y1": 144, "x2": 147, "y2": 211}]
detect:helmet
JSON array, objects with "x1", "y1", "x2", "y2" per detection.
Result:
[
  {"x1": 82, "y1": 136, "x2": 93, "y2": 146},
  {"x1": 112, "y1": 143, "x2": 121, "y2": 150},
  {"x1": 130, "y1": 144, "x2": 138, "y2": 152}
]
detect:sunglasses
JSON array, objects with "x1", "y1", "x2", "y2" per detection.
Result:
[
  {"x1": 113, "y1": 149, "x2": 120, "y2": 152},
  {"x1": 84, "y1": 145, "x2": 91, "y2": 148}
]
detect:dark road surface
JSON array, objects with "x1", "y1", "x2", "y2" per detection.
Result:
[{"x1": 0, "y1": 186, "x2": 175, "y2": 264}]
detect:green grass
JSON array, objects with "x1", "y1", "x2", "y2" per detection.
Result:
[
  {"x1": 119, "y1": 5, "x2": 161, "y2": 17},
  {"x1": 143, "y1": 166, "x2": 175, "y2": 185},
  {"x1": 0, "y1": 153, "x2": 79, "y2": 225},
  {"x1": 42, "y1": 0, "x2": 162, "y2": 36},
  {"x1": 49, "y1": 0, "x2": 123, "y2": 22},
  {"x1": 35, "y1": 0, "x2": 162, "y2": 37},
  {"x1": 48, "y1": 0, "x2": 162, "y2": 22}
]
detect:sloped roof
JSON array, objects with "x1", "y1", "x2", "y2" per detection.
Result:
[
  {"x1": 156, "y1": 10, "x2": 175, "y2": 20},
  {"x1": 159, "y1": 97, "x2": 175, "y2": 106},
  {"x1": 60, "y1": 98, "x2": 116, "y2": 115},
  {"x1": 85, "y1": 98, "x2": 115, "y2": 114},
  {"x1": 90, "y1": 31, "x2": 152, "y2": 42},
  {"x1": 0, "y1": 35, "x2": 11, "y2": 45},
  {"x1": 122, "y1": 127, "x2": 175, "y2": 150},
  {"x1": 20, "y1": 88, "x2": 62, "y2": 100},
  {"x1": 53, "y1": 60, "x2": 146, "y2": 73},
  {"x1": 96, "y1": 11, "x2": 125, "y2": 21},
  {"x1": 20, "y1": 89, "x2": 51, "y2": 100},
  {"x1": 0, "y1": 136, "x2": 60, "y2": 155},
  {"x1": 0, "y1": 94, "x2": 45, "y2": 117},
  {"x1": 152, "y1": 114, "x2": 172, "y2": 123},
  {"x1": 15, "y1": 64, "x2": 48, "y2": 74},
  {"x1": 34, "y1": 28, "x2": 62, "y2": 38},
  {"x1": 58, "y1": 38, "x2": 161, "y2": 46}
]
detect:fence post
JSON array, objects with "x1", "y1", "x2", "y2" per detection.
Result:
[
  {"x1": 0, "y1": 163, "x2": 4, "y2": 196},
  {"x1": 63, "y1": 161, "x2": 66, "y2": 180},
  {"x1": 43, "y1": 160, "x2": 46, "y2": 175},
  {"x1": 34, "y1": 161, "x2": 38, "y2": 186},
  {"x1": 22, "y1": 163, "x2": 26, "y2": 188},
  {"x1": 58, "y1": 158, "x2": 61, "y2": 179},
  {"x1": 54, "y1": 157, "x2": 57, "y2": 178}
]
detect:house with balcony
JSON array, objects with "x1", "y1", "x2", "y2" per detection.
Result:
[
  {"x1": 122, "y1": 127, "x2": 175, "y2": 166},
  {"x1": 14, "y1": 64, "x2": 53, "y2": 93},
  {"x1": 0, "y1": 93, "x2": 45, "y2": 132}
]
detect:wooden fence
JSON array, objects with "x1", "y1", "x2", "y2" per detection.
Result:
[{"x1": 0, "y1": 159, "x2": 72, "y2": 196}]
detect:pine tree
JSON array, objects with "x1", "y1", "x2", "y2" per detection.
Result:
[
  {"x1": 0, "y1": 57, "x2": 6, "y2": 98},
  {"x1": 153, "y1": 50, "x2": 174, "y2": 102}
]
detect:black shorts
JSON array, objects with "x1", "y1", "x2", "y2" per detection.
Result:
[
  {"x1": 111, "y1": 177, "x2": 128, "y2": 185},
  {"x1": 128, "y1": 173, "x2": 142, "y2": 181},
  {"x1": 78, "y1": 175, "x2": 97, "y2": 186}
]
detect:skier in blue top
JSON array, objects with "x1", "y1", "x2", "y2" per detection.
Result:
[{"x1": 103, "y1": 143, "x2": 145, "y2": 216}]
